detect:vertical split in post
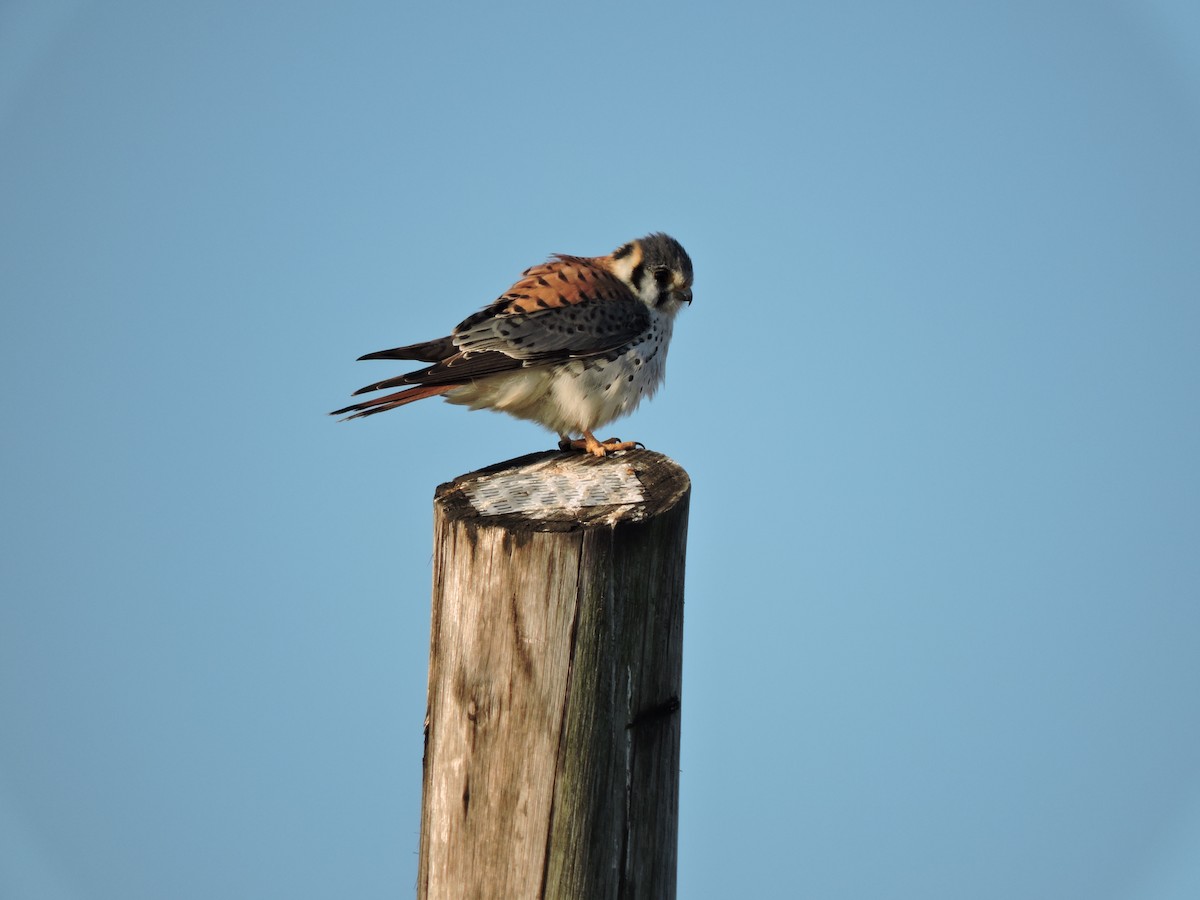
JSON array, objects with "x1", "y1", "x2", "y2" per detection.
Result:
[{"x1": 418, "y1": 449, "x2": 690, "y2": 900}]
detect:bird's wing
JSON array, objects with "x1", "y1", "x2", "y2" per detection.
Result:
[
  {"x1": 352, "y1": 257, "x2": 649, "y2": 392},
  {"x1": 452, "y1": 256, "x2": 650, "y2": 360}
]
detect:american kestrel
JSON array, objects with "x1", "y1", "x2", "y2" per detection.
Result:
[{"x1": 332, "y1": 233, "x2": 693, "y2": 457}]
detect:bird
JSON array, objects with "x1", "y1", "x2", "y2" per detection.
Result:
[{"x1": 331, "y1": 233, "x2": 693, "y2": 457}]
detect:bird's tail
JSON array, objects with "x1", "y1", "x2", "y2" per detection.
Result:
[{"x1": 330, "y1": 383, "x2": 459, "y2": 420}]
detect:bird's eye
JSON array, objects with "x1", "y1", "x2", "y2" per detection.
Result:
[{"x1": 653, "y1": 268, "x2": 673, "y2": 287}]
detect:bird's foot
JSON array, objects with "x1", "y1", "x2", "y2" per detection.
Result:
[{"x1": 559, "y1": 432, "x2": 644, "y2": 457}]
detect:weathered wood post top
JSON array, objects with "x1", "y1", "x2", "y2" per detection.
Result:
[{"x1": 419, "y1": 448, "x2": 690, "y2": 900}]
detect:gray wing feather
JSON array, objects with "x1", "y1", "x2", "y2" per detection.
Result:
[{"x1": 453, "y1": 298, "x2": 650, "y2": 361}]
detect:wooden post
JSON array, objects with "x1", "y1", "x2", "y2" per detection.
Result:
[{"x1": 418, "y1": 449, "x2": 690, "y2": 900}]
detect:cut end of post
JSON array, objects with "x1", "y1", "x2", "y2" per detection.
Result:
[{"x1": 435, "y1": 448, "x2": 690, "y2": 531}]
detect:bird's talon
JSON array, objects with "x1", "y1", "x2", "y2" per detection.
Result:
[
  {"x1": 599, "y1": 437, "x2": 643, "y2": 453},
  {"x1": 561, "y1": 432, "x2": 642, "y2": 457}
]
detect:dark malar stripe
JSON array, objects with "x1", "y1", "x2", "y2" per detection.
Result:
[{"x1": 629, "y1": 262, "x2": 645, "y2": 290}]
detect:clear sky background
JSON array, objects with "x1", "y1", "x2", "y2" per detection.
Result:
[{"x1": 2, "y1": 1, "x2": 1199, "y2": 897}]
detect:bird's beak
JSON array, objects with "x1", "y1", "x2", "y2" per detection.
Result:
[{"x1": 678, "y1": 287, "x2": 693, "y2": 305}]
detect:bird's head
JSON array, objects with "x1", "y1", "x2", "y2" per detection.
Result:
[{"x1": 609, "y1": 233, "x2": 693, "y2": 313}]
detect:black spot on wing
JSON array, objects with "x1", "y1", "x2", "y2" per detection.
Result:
[{"x1": 455, "y1": 297, "x2": 511, "y2": 333}]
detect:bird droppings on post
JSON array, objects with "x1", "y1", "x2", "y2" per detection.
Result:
[
  {"x1": 435, "y1": 448, "x2": 690, "y2": 532},
  {"x1": 461, "y1": 454, "x2": 644, "y2": 518}
]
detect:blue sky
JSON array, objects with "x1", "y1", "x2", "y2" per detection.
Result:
[{"x1": 2, "y1": 1, "x2": 1199, "y2": 897}]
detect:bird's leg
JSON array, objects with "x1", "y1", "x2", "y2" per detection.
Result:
[{"x1": 562, "y1": 430, "x2": 642, "y2": 457}]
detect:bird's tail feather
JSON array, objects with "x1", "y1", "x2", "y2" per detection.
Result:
[
  {"x1": 358, "y1": 337, "x2": 455, "y2": 363},
  {"x1": 352, "y1": 373, "x2": 417, "y2": 396},
  {"x1": 330, "y1": 383, "x2": 458, "y2": 420}
]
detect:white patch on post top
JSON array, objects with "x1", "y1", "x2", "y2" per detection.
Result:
[{"x1": 462, "y1": 458, "x2": 645, "y2": 518}]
